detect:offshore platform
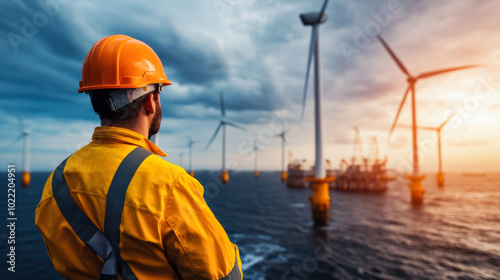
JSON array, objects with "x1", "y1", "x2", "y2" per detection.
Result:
[
  {"x1": 333, "y1": 130, "x2": 394, "y2": 192},
  {"x1": 286, "y1": 129, "x2": 395, "y2": 192}
]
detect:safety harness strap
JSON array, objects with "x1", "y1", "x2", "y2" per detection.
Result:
[
  {"x1": 220, "y1": 246, "x2": 242, "y2": 280},
  {"x1": 105, "y1": 147, "x2": 153, "y2": 279},
  {"x1": 52, "y1": 147, "x2": 153, "y2": 280}
]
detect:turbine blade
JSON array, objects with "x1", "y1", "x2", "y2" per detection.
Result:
[
  {"x1": 377, "y1": 35, "x2": 410, "y2": 76},
  {"x1": 220, "y1": 91, "x2": 225, "y2": 118},
  {"x1": 439, "y1": 114, "x2": 455, "y2": 130},
  {"x1": 1, "y1": 134, "x2": 23, "y2": 149},
  {"x1": 417, "y1": 65, "x2": 478, "y2": 79},
  {"x1": 205, "y1": 123, "x2": 222, "y2": 151},
  {"x1": 302, "y1": 25, "x2": 318, "y2": 119},
  {"x1": 17, "y1": 116, "x2": 24, "y2": 133},
  {"x1": 418, "y1": 126, "x2": 437, "y2": 131},
  {"x1": 388, "y1": 85, "x2": 411, "y2": 140},
  {"x1": 317, "y1": 0, "x2": 329, "y2": 23},
  {"x1": 225, "y1": 121, "x2": 246, "y2": 131},
  {"x1": 398, "y1": 124, "x2": 435, "y2": 131}
]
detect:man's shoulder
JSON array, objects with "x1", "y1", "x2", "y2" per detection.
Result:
[
  {"x1": 140, "y1": 153, "x2": 189, "y2": 182},
  {"x1": 144, "y1": 154, "x2": 184, "y2": 171}
]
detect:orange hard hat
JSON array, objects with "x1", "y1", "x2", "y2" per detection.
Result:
[{"x1": 78, "y1": 35, "x2": 172, "y2": 93}]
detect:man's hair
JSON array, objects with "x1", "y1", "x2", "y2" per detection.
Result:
[{"x1": 89, "y1": 88, "x2": 159, "y2": 126}]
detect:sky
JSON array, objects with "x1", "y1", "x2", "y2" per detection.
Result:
[{"x1": 1, "y1": 0, "x2": 499, "y2": 173}]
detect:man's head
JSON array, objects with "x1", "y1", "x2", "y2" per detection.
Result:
[
  {"x1": 78, "y1": 35, "x2": 171, "y2": 138},
  {"x1": 89, "y1": 85, "x2": 162, "y2": 138}
]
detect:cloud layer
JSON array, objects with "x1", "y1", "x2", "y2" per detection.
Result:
[{"x1": 1, "y1": 0, "x2": 499, "y2": 172}]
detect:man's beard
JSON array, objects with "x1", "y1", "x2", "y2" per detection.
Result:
[{"x1": 148, "y1": 99, "x2": 162, "y2": 139}]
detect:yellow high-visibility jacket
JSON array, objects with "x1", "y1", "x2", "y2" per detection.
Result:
[{"x1": 35, "y1": 126, "x2": 242, "y2": 280}]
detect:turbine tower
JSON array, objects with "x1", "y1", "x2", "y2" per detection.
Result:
[
  {"x1": 400, "y1": 114, "x2": 454, "y2": 187},
  {"x1": 187, "y1": 136, "x2": 196, "y2": 177},
  {"x1": 276, "y1": 126, "x2": 288, "y2": 183},
  {"x1": 300, "y1": 0, "x2": 332, "y2": 226},
  {"x1": 150, "y1": 133, "x2": 159, "y2": 146},
  {"x1": 377, "y1": 35, "x2": 477, "y2": 204},
  {"x1": 253, "y1": 140, "x2": 259, "y2": 178},
  {"x1": 2, "y1": 118, "x2": 31, "y2": 187},
  {"x1": 21, "y1": 130, "x2": 30, "y2": 188},
  {"x1": 205, "y1": 91, "x2": 245, "y2": 185}
]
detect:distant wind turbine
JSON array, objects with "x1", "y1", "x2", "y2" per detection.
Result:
[
  {"x1": 3, "y1": 117, "x2": 31, "y2": 187},
  {"x1": 205, "y1": 91, "x2": 245, "y2": 185},
  {"x1": 299, "y1": 0, "x2": 332, "y2": 226},
  {"x1": 378, "y1": 35, "x2": 478, "y2": 204},
  {"x1": 400, "y1": 114, "x2": 454, "y2": 187},
  {"x1": 275, "y1": 126, "x2": 288, "y2": 183},
  {"x1": 187, "y1": 135, "x2": 196, "y2": 177},
  {"x1": 253, "y1": 140, "x2": 260, "y2": 178}
]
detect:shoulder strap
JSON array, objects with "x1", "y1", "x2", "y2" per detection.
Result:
[
  {"x1": 105, "y1": 147, "x2": 153, "y2": 279},
  {"x1": 52, "y1": 147, "x2": 153, "y2": 280}
]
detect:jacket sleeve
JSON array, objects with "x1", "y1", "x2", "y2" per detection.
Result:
[{"x1": 162, "y1": 173, "x2": 243, "y2": 280}]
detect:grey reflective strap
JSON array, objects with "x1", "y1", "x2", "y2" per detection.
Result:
[
  {"x1": 220, "y1": 246, "x2": 242, "y2": 280},
  {"x1": 52, "y1": 157, "x2": 119, "y2": 279},
  {"x1": 104, "y1": 147, "x2": 153, "y2": 279}
]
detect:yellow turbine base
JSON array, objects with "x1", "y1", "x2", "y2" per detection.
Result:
[
  {"x1": 437, "y1": 172, "x2": 444, "y2": 187},
  {"x1": 254, "y1": 170, "x2": 259, "y2": 177},
  {"x1": 407, "y1": 175, "x2": 425, "y2": 204},
  {"x1": 22, "y1": 171, "x2": 31, "y2": 188},
  {"x1": 189, "y1": 170, "x2": 195, "y2": 177},
  {"x1": 281, "y1": 171, "x2": 287, "y2": 183},
  {"x1": 307, "y1": 177, "x2": 334, "y2": 226},
  {"x1": 221, "y1": 170, "x2": 229, "y2": 185}
]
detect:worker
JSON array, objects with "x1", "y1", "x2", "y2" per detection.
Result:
[{"x1": 35, "y1": 35, "x2": 242, "y2": 280}]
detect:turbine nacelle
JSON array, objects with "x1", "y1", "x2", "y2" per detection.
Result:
[
  {"x1": 300, "y1": 12, "x2": 328, "y2": 26},
  {"x1": 407, "y1": 76, "x2": 417, "y2": 84}
]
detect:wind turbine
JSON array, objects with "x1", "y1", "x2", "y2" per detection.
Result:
[
  {"x1": 3, "y1": 117, "x2": 31, "y2": 187},
  {"x1": 275, "y1": 127, "x2": 288, "y2": 183},
  {"x1": 187, "y1": 136, "x2": 196, "y2": 177},
  {"x1": 300, "y1": 0, "x2": 332, "y2": 226},
  {"x1": 253, "y1": 140, "x2": 260, "y2": 178},
  {"x1": 400, "y1": 114, "x2": 454, "y2": 187},
  {"x1": 377, "y1": 35, "x2": 477, "y2": 204},
  {"x1": 205, "y1": 91, "x2": 245, "y2": 185}
]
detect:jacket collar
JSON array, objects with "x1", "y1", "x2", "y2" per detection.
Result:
[{"x1": 92, "y1": 126, "x2": 167, "y2": 157}]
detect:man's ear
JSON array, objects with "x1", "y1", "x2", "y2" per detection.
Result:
[{"x1": 144, "y1": 93, "x2": 155, "y2": 115}]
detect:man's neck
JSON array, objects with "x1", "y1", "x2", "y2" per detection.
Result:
[{"x1": 101, "y1": 121, "x2": 149, "y2": 139}]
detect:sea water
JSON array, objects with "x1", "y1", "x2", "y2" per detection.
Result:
[{"x1": 0, "y1": 171, "x2": 499, "y2": 279}]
